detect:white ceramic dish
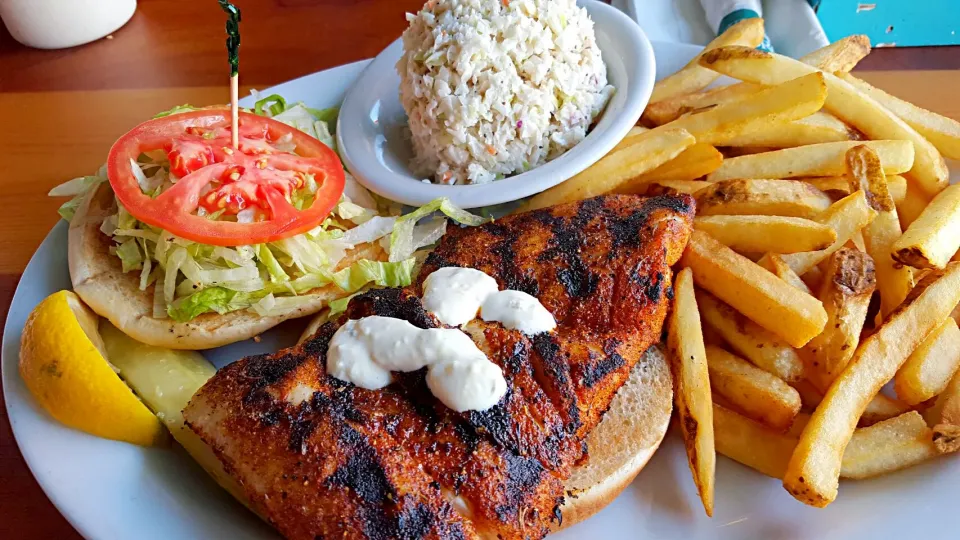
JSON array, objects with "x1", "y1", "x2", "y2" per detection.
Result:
[
  {"x1": 4, "y1": 40, "x2": 960, "y2": 540},
  {"x1": 336, "y1": 0, "x2": 656, "y2": 208}
]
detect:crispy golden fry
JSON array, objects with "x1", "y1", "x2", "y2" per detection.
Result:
[
  {"x1": 707, "y1": 140, "x2": 914, "y2": 182},
  {"x1": 799, "y1": 175, "x2": 905, "y2": 206},
  {"x1": 790, "y1": 379, "x2": 910, "y2": 426},
  {"x1": 714, "y1": 403, "x2": 798, "y2": 479},
  {"x1": 798, "y1": 35, "x2": 872, "y2": 73},
  {"x1": 928, "y1": 368, "x2": 960, "y2": 453},
  {"x1": 699, "y1": 46, "x2": 949, "y2": 195},
  {"x1": 696, "y1": 290, "x2": 805, "y2": 381},
  {"x1": 841, "y1": 412, "x2": 940, "y2": 479},
  {"x1": 846, "y1": 146, "x2": 915, "y2": 318},
  {"x1": 802, "y1": 249, "x2": 876, "y2": 390},
  {"x1": 892, "y1": 184, "x2": 960, "y2": 270},
  {"x1": 628, "y1": 143, "x2": 723, "y2": 184},
  {"x1": 526, "y1": 128, "x2": 694, "y2": 211},
  {"x1": 840, "y1": 73, "x2": 960, "y2": 160},
  {"x1": 666, "y1": 268, "x2": 715, "y2": 517},
  {"x1": 642, "y1": 180, "x2": 713, "y2": 197},
  {"x1": 662, "y1": 72, "x2": 828, "y2": 146},
  {"x1": 611, "y1": 125, "x2": 650, "y2": 153},
  {"x1": 642, "y1": 82, "x2": 762, "y2": 126},
  {"x1": 780, "y1": 191, "x2": 877, "y2": 276},
  {"x1": 801, "y1": 265, "x2": 824, "y2": 293},
  {"x1": 706, "y1": 345, "x2": 802, "y2": 430},
  {"x1": 894, "y1": 318, "x2": 960, "y2": 405},
  {"x1": 696, "y1": 179, "x2": 832, "y2": 218},
  {"x1": 783, "y1": 263, "x2": 960, "y2": 507},
  {"x1": 897, "y1": 181, "x2": 932, "y2": 231},
  {"x1": 683, "y1": 231, "x2": 828, "y2": 348},
  {"x1": 860, "y1": 394, "x2": 913, "y2": 427},
  {"x1": 716, "y1": 406, "x2": 937, "y2": 481},
  {"x1": 714, "y1": 112, "x2": 858, "y2": 148},
  {"x1": 695, "y1": 215, "x2": 836, "y2": 254},
  {"x1": 758, "y1": 253, "x2": 813, "y2": 294},
  {"x1": 650, "y1": 18, "x2": 765, "y2": 103},
  {"x1": 886, "y1": 175, "x2": 908, "y2": 206}
]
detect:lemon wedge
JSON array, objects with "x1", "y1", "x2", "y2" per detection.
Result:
[{"x1": 19, "y1": 290, "x2": 166, "y2": 446}]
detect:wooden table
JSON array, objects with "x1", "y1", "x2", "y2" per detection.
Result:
[{"x1": 1, "y1": 1, "x2": 958, "y2": 538}]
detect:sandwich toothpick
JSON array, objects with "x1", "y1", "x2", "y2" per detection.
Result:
[{"x1": 219, "y1": 0, "x2": 242, "y2": 150}]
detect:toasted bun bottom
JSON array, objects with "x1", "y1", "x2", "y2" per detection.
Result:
[
  {"x1": 68, "y1": 182, "x2": 384, "y2": 350},
  {"x1": 556, "y1": 345, "x2": 673, "y2": 530}
]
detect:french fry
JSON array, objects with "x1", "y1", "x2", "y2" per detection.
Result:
[
  {"x1": 695, "y1": 215, "x2": 836, "y2": 254},
  {"x1": 894, "y1": 318, "x2": 960, "y2": 405},
  {"x1": 798, "y1": 35, "x2": 872, "y2": 73},
  {"x1": 629, "y1": 143, "x2": 723, "y2": 184},
  {"x1": 929, "y1": 369, "x2": 960, "y2": 453},
  {"x1": 805, "y1": 175, "x2": 905, "y2": 205},
  {"x1": 699, "y1": 46, "x2": 949, "y2": 195},
  {"x1": 840, "y1": 72, "x2": 960, "y2": 160},
  {"x1": 713, "y1": 112, "x2": 858, "y2": 148},
  {"x1": 791, "y1": 380, "x2": 824, "y2": 411},
  {"x1": 860, "y1": 394, "x2": 913, "y2": 427},
  {"x1": 642, "y1": 82, "x2": 763, "y2": 126},
  {"x1": 526, "y1": 128, "x2": 694, "y2": 210},
  {"x1": 706, "y1": 345, "x2": 802, "y2": 431},
  {"x1": 650, "y1": 18, "x2": 765, "y2": 103},
  {"x1": 783, "y1": 263, "x2": 960, "y2": 507},
  {"x1": 791, "y1": 378, "x2": 911, "y2": 426},
  {"x1": 715, "y1": 407, "x2": 938, "y2": 480},
  {"x1": 897, "y1": 181, "x2": 932, "y2": 231},
  {"x1": 801, "y1": 249, "x2": 876, "y2": 390},
  {"x1": 696, "y1": 179, "x2": 832, "y2": 218},
  {"x1": 611, "y1": 125, "x2": 650, "y2": 152},
  {"x1": 779, "y1": 191, "x2": 877, "y2": 275},
  {"x1": 758, "y1": 253, "x2": 813, "y2": 294},
  {"x1": 662, "y1": 72, "x2": 828, "y2": 146},
  {"x1": 683, "y1": 230, "x2": 828, "y2": 348},
  {"x1": 846, "y1": 145, "x2": 914, "y2": 318},
  {"x1": 642, "y1": 180, "x2": 712, "y2": 196},
  {"x1": 892, "y1": 184, "x2": 960, "y2": 269},
  {"x1": 840, "y1": 411, "x2": 940, "y2": 479},
  {"x1": 801, "y1": 265, "x2": 824, "y2": 293},
  {"x1": 696, "y1": 290, "x2": 805, "y2": 381},
  {"x1": 714, "y1": 403, "x2": 798, "y2": 479},
  {"x1": 886, "y1": 175, "x2": 908, "y2": 206},
  {"x1": 666, "y1": 268, "x2": 715, "y2": 517},
  {"x1": 706, "y1": 140, "x2": 914, "y2": 182}
]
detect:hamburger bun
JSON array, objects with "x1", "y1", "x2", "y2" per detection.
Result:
[
  {"x1": 557, "y1": 344, "x2": 673, "y2": 529},
  {"x1": 68, "y1": 182, "x2": 384, "y2": 350}
]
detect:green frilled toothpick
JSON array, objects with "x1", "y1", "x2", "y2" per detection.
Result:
[{"x1": 219, "y1": 0, "x2": 241, "y2": 149}]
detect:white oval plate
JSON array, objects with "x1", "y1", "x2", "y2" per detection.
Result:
[
  {"x1": 336, "y1": 0, "x2": 656, "y2": 208},
  {"x1": 4, "y1": 41, "x2": 960, "y2": 540}
]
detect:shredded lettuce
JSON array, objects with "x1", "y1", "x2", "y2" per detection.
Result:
[
  {"x1": 153, "y1": 104, "x2": 199, "y2": 118},
  {"x1": 389, "y1": 198, "x2": 488, "y2": 262},
  {"x1": 331, "y1": 258, "x2": 416, "y2": 293},
  {"x1": 167, "y1": 287, "x2": 248, "y2": 322},
  {"x1": 50, "y1": 167, "x2": 107, "y2": 222}
]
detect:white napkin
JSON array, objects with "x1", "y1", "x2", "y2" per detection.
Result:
[{"x1": 611, "y1": 0, "x2": 829, "y2": 58}]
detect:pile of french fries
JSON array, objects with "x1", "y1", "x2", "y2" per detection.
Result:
[{"x1": 528, "y1": 18, "x2": 960, "y2": 515}]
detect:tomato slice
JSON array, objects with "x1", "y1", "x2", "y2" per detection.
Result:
[{"x1": 106, "y1": 110, "x2": 345, "y2": 246}]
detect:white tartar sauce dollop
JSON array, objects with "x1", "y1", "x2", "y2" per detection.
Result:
[
  {"x1": 421, "y1": 267, "x2": 499, "y2": 326},
  {"x1": 480, "y1": 289, "x2": 557, "y2": 335},
  {"x1": 328, "y1": 267, "x2": 557, "y2": 412},
  {"x1": 421, "y1": 267, "x2": 557, "y2": 335},
  {"x1": 327, "y1": 316, "x2": 507, "y2": 412}
]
